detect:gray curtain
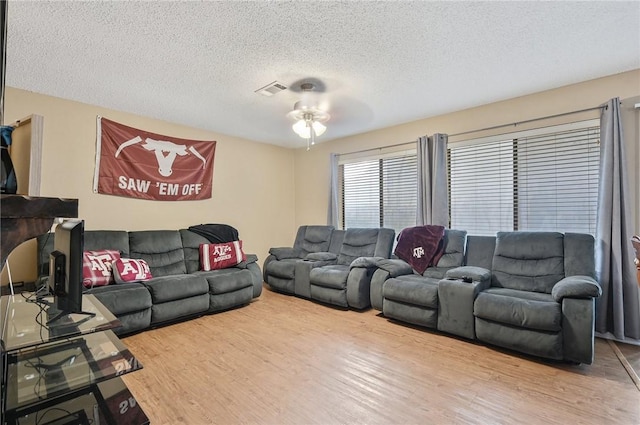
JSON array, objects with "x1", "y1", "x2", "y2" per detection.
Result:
[
  {"x1": 595, "y1": 97, "x2": 640, "y2": 340},
  {"x1": 417, "y1": 133, "x2": 449, "y2": 226},
  {"x1": 327, "y1": 153, "x2": 339, "y2": 227}
]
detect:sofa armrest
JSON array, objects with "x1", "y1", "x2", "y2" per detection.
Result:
[
  {"x1": 305, "y1": 252, "x2": 338, "y2": 261},
  {"x1": 374, "y1": 258, "x2": 414, "y2": 277},
  {"x1": 268, "y1": 247, "x2": 299, "y2": 260},
  {"x1": 551, "y1": 275, "x2": 602, "y2": 302},
  {"x1": 445, "y1": 266, "x2": 491, "y2": 283},
  {"x1": 236, "y1": 253, "x2": 259, "y2": 269},
  {"x1": 350, "y1": 256, "x2": 384, "y2": 269}
]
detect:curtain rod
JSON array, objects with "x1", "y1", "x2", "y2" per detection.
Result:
[
  {"x1": 338, "y1": 140, "x2": 416, "y2": 157},
  {"x1": 338, "y1": 104, "x2": 605, "y2": 157},
  {"x1": 449, "y1": 105, "x2": 604, "y2": 138}
]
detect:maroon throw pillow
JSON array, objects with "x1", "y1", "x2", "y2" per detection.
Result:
[
  {"x1": 82, "y1": 249, "x2": 121, "y2": 288},
  {"x1": 199, "y1": 241, "x2": 246, "y2": 271},
  {"x1": 112, "y1": 258, "x2": 153, "y2": 283}
]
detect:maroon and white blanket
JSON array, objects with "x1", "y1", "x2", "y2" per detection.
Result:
[{"x1": 394, "y1": 225, "x2": 445, "y2": 274}]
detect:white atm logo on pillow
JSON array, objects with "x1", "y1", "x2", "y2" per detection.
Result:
[
  {"x1": 88, "y1": 253, "x2": 116, "y2": 276},
  {"x1": 212, "y1": 244, "x2": 233, "y2": 262},
  {"x1": 119, "y1": 259, "x2": 152, "y2": 280}
]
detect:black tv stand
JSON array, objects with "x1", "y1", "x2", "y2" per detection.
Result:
[{"x1": 46, "y1": 308, "x2": 97, "y2": 327}]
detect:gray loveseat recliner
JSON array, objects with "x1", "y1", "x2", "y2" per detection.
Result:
[
  {"x1": 369, "y1": 229, "x2": 467, "y2": 317},
  {"x1": 375, "y1": 230, "x2": 601, "y2": 364},
  {"x1": 308, "y1": 227, "x2": 395, "y2": 309},
  {"x1": 263, "y1": 225, "x2": 344, "y2": 297},
  {"x1": 37, "y1": 228, "x2": 262, "y2": 335}
]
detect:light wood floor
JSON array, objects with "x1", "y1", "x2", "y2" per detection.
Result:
[{"x1": 122, "y1": 286, "x2": 640, "y2": 425}]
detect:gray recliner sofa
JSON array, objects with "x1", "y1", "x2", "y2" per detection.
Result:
[
  {"x1": 375, "y1": 230, "x2": 601, "y2": 364},
  {"x1": 379, "y1": 229, "x2": 468, "y2": 329},
  {"x1": 37, "y1": 228, "x2": 262, "y2": 335},
  {"x1": 308, "y1": 227, "x2": 395, "y2": 309},
  {"x1": 470, "y1": 231, "x2": 601, "y2": 364},
  {"x1": 369, "y1": 229, "x2": 467, "y2": 314},
  {"x1": 263, "y1": 225, "x2": 344, "y2": 297}
]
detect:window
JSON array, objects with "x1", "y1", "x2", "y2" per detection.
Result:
[
  {"x1": 448, "y1": 120, "x2": 600, "y2": 236},
  {"x1": 340, "y1": 151, "x2": 417, "y2": 235}
]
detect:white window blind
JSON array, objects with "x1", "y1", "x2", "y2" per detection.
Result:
[
  {"x1": 340, "y1": 152, "x2": 417, "y2": 235},
  {"x1": 342, "y1": 160, "x2": 380, "y2": 228},
  {"x1": 448, "y1": 120, "x2": 600, "y2": 236}
]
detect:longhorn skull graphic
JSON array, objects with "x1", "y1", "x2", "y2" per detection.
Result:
[{"x1": 115, "y1": 136, "x2": 207, "y2": 177}]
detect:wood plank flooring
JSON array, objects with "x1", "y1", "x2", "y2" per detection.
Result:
[{"x1": 122, "y1": 286, "x2": 640, "y2": 425}]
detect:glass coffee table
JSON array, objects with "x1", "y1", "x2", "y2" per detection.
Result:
[{"x1": 1, "y1": 294, "x2": 149, "y2": 425}]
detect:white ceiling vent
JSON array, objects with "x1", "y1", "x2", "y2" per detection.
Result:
[{"x1": 255, "y1": 81, "x2": 288, "y2": 97}]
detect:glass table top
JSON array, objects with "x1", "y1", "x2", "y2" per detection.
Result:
[
  {"x1": 11, "y1": 377, "x2": 149, "y2": 425},
  {"x1": 1, "y1": 294, "x2": 120, "y2": 353},
  {"x1": 5, "y1": 329, "x2": 143, "y2": 412}
]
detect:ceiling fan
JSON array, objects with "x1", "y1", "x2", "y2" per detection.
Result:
[{"x1": 286, "y1": 82, "x2": 330, "y2": 150}]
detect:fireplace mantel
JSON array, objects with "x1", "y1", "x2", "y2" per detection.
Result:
[{"x1": 0, "y1": 195, "x2": 78, "y2": 266}]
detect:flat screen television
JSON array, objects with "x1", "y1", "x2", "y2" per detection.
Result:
[{"x1": 47, "y1": 219, "x2": 86, "y2": 324}]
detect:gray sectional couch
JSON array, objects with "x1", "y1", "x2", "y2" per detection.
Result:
[
  {"x1": 373, "y1": 230, "x2": 602, "y2": 364},
  {"x1": 264, "y1": 226, "x2": 395, "y2": 309},
  {"x1": 37, "y1": 228, "x2": 262, "y2": 335}
]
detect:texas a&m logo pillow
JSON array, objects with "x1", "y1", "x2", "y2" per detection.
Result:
[
  {"x1": 82, "y1": 250, "x2": 121, "y2": 288},
  {"x1": 199, "y1": 241, "x2": 246, "y2": 271},
  {"x1": 112, "y1": 258, "x2": 153, "y2": 283}
]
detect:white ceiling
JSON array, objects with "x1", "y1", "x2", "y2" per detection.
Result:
[{"x1": 6, "y1": 1, "x2": 640, "y2": 149}]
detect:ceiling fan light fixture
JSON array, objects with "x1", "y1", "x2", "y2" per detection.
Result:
[
  {"x1": 286, "y1": 82, "x2": 330, "y2": 149},
  {"x1": 292, "y1": 118, "x2": 327, "y2": 140},
  {"x1": 292, "y1": 119, "x2": 311, "y2": 138},
  {"x1": 312, "y1": 121, "x2": 326, "y2": 137}
]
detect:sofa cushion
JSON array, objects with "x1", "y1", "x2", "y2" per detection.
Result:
[
  {"x1": 151, "y1": 295, "x2": 210, "y2": 324},
  {"x1": 337, "y1": 229, "x2": 383, "y2": 266},
  {"x1": 82, "y1": 249, "x2": 121, "y2": 288},
  {"x1": 196, "y1": 268, "x2": 254, "y2": 295},
  {"x1": 305, "y1": 252, "x2": 338, "y2": 261},
  {"x1": 112, "y1": 258, "x2": 153, "y2": 283},
  {"x1": 474, "y1": 287, "x2": 561, "y2": 332},
  {"x1": 84, "y1": 231, "x2": 130, "y2": 256},
  {"x1": 475, "y1": 318, "x2": 563, "y2": 360},
  {"x1": 265, "y1": 258, "x2": 300, "y2": 279},
  {"x1": 383, "y1": 275, "x2": 439, "y2": 309},
  {"x1": 86, "y1": 282, "x2": 152, "y2": 315},
  {"x1": 179, "y1": 229, "x2": 209, "y2": 274},
  {"x1": 298, "y1": 225, "x2": 334, "y2": 256},
  {"x1": 422, "y1": 267, "x2": 448, "y2": 279},
  {"x1": 492, "y1": 232, "x2": 565, "y2": 293},
  {"x1": 269, "y1": 247, "x2": 300, "y2": 260},
  {"x1": 434, "y1": 229, "x2": 467, "y2": 268},
  {"x1": 199, "y1": 241, "x2": 246, "y2": 270},
  {"x1": 144, "y1": 274, "x2": 209, "y2": 303},
  {"x1": 129, "y1": 230, "x2": 187, "y2": 277},
  {"x1": 309, "y1": 264, "x2": 350, "y2": 289}
]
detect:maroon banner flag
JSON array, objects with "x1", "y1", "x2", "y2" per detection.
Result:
[{"x1": 94, "y1": 117, "x2": 216, "y2": 201}]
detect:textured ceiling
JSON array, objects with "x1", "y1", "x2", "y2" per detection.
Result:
[{"x1": 6, "y1": 1, "x2": 640, "y2": 149}]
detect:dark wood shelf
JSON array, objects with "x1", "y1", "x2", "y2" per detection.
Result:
[{"x1": 0, "y1": 195, "x2": 78, "y2": 266}]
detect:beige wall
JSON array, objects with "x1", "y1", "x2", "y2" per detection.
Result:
[
  {"x1": 3, "y1": 69, "x2": 639, "y2": 285},
  {"x1": 295, "y1": 69, "x2": 640, "y2": 234},
  {"x1": 3, "y1": 87, "x2": 296, "y2": 284}
]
